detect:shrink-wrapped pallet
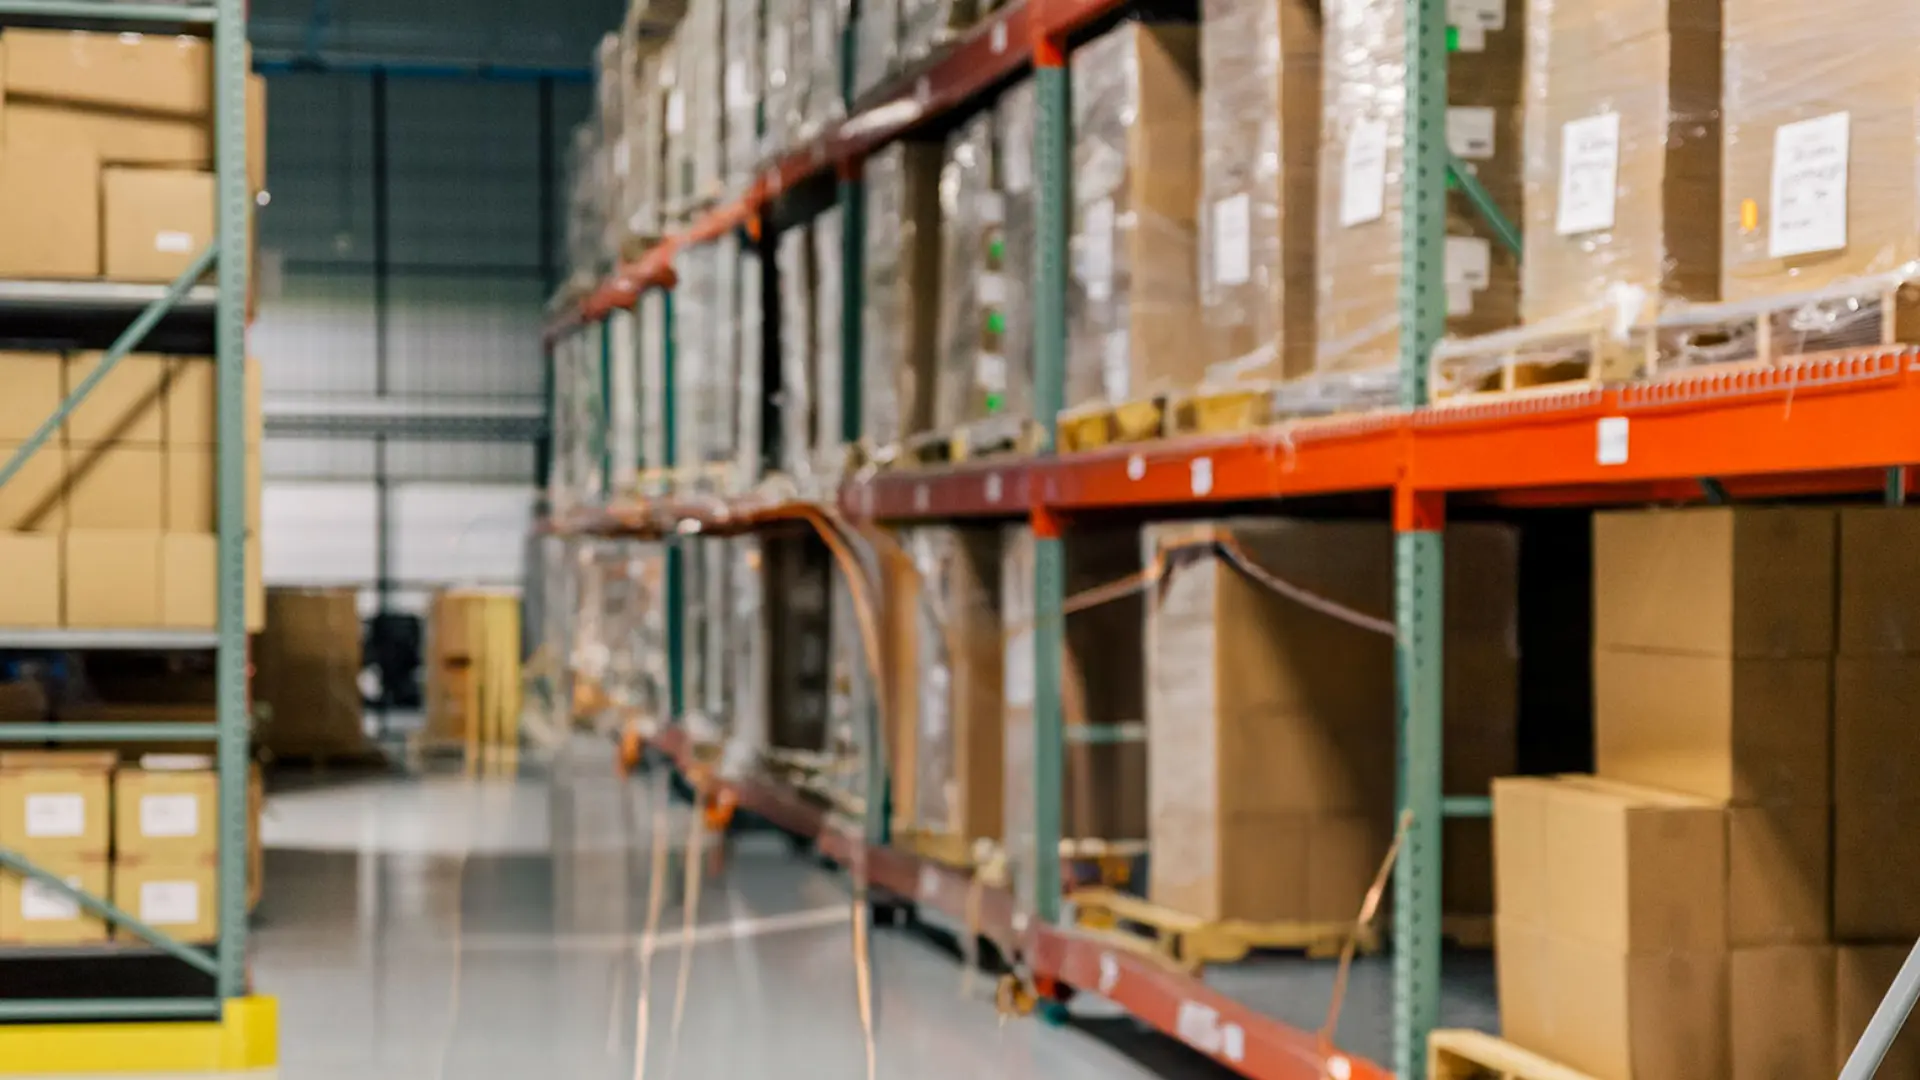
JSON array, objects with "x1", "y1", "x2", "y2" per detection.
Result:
[
  {"x1": 777, "y1": 224, "x2": 817, "y2": 483},
  {"x1": 934, "y1": 112, "x2": 1012, "y2": 433},
  {"x1": 723, "y1": 0, "x2": 762, "y2": 195},
  {"x1": 812, "y1": 204, "x2": 846, "y2": 478},
  {"x1": 861, "y1": 143, "x2": 942, "y2": 454}
]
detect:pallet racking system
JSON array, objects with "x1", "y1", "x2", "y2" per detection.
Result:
[
  {"x1": 0, "y1": 0, "x2": 273, "y2": 1068},
  {"x1": 544, "y1": 1, "x2": 1920, "y2": 1077}
]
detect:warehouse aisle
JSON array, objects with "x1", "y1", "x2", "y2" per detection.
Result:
[{"x1": 237, "y1": 744, "x2": 1178, "y2": 1080}]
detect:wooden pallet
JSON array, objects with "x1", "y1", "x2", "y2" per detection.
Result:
[
  {"x1": 895, "y1": 827, "x2": 977, "y2": 870},
  {"x1": 1056, "y1": 396, "x2": 1168, "y2": 453},
  {"x1": 898, "y1": 418, "x2": 1047, "y2": 468},
  {"x1": 1166, "y1": 385, "x2": 1281, "y2": 438},
  {"x1": 1067, "y1": 887, "x2": 1379, "y2": 972},
  {"x1": 1429, "y1": 1030, "x2": 1598, "y2": 1080},
  {"x1": 1429, "y1": 324, "x2": 1649, "y2": 402},
  {"x1": 1441, "y1": 913, "x2": 1494, "y2": 949}
]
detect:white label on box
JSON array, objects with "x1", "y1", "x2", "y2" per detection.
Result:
[
  {"x1": 24, "y1": 793, "x2": 84, "y2": 839},
  {"x1": 21, "y1": 876, "x2": 81, "y2": 922},
  {"x1": 154, "y1": 230, "x2": 194, "y2": 254},
  {"x1": 1769, "y1": 111, "x2": 1851, "y2": 259},
  {"x1": 666, "y1": 91, "x2": 686, "y2": 134},
  {"x1": 1446, "y1": 236, "x2": 1492, "y2": 289},
  {"x1": 975, "y1": 351, "x2": 1008, "y2": 392},
  {"x1": 1212, "y1": 194, "x2": 1252, "y2": 286},
  {"x1": 978, "y1": 272, "x2": 1008, "y2": 305},
  {"x1": 139, "y1": 793, "x2": 200, "y2": 839},
  {"x1": 1339, "y1": 120, "x2": 1389, "y2": 227},
  {"x1": 139, "y1": 880, "x2": 199, "y2": 926},
  {"x1": 1453, "y1": 21, "x2": 1485, "y2": 50},
  {"x1": 1004, "y1": 629, "x2": 1035, "y2": 707},
  {"x1": 1448, "y1": 0, "x2": 1505, "y2": 29},
  {"x1": 1597, "y1": 416, "x2": 1629, "y2": 465},
  {"x1": 1447, "y1": 107, "x2": 1497, "y2": 160},
  {"x1": 1556, "y1": 112, "x2": 1621, "y2": 235},
  {"x1": 1101, "y1": 332, "x2": 1130, "y2": 401},
  {"x1": 727, "y1": 65, "x2": 751, "y2": 108},
  {"x1": 1081, "y1": 198, "x2": 1116, "y2": 300},
  {"x1": 1446, "y1": 283, "x2": 1475, "y2": 316}
]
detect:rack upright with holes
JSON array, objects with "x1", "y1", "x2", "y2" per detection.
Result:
[{"x1": 0, "y1": 0, "x2": 272, "y2": 1069}]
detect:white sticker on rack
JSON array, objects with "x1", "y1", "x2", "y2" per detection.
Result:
[
  {"x1": 1769, "y1": 111, "x2": 1850, "y2": 259},
  {"x1": 1327, "y1": 1056, "x2": 1354, "y2": 1080},
  {"x1": 918, "y1": 865, "x2": 939, "y2": 902},
  {"x1": 1340, "y1": 120, "x2": 1389, "y2": 227},
  {"x1": 913, "y1": 484, "x2": 930, "y2": 512},
  {"x1": 21, "y1": 876, "x2": 81, "y2": 922},
  {"x1": 140, "y1": 880, "x2": 199, "y2": 926},
  {"x1": 1175, "y1": 1001, "x2": 1246, "y2": 1064},
  {"x1": 1126, "y1": 454, "x2": 1146, "y2": 482},
  {"x1": 1556, "y1": 112, "x2": 1620, "y2": 235},
  {"x1": 1211, "y1": 193, "x2": 1251, "y2": 286},
  {"x1": 1097, "y1": 953, "x2": 1120, "y2": 995},
  {"x1": 984, "y1": 473, "x2": 1004, "y2": 504},
  {"x1": 140, "y1": 793, "x2": 200, "y2": 839},
  {"x1": 990, "y1": 21, "x2": 1008, "y2": 53},
  {"x1": 24, "y1": 793, "x2": 84, "y2": 838},
  {"x1": 1597, "y1": 416, "x2": 1629, "y2": 465},
  {"x1": 1447, "y1": 107, "x2": 1497, "y2": 160},
  {"x1": 1190, "y1": 457, "x2": 1215, "y2": 497}
]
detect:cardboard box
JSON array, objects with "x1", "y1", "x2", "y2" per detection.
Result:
[
  {"x1": 0, "y1": 533, "x2": 61, "y2": 628},
  {"x1": 103, "y1": 168, "x2": 214, "y2": 283},
  {"x1": 253, "y1": 588, "x2": 368, "y2": 760},
  {"x1": 112, "y1": 858, "x2": 216, "y2": 944},
  {"x1": 63, "y1": 531, "x2": 162, "y2": 628},
  {"x1": 114, "y1": 765, "x2": 217, "y2": 861},
  {"x1": 65, "y1": 352, "x2": 167, "y2": 445},
  {"x1": 1732, "y1": 946, "x2": 1837, "y2": 1080},
  {"x1": 1497, "y1": 917, "x2": 1730, "y2": 1080},
  {"x1": 64, "y1": 444, "x2": 165, "y2": 530},
  {"x1": 162, "y1": 356, "x2": 215, "y2": 446},
  {"x1": 2, "y1": 74, "x2": 266, "y2": 193},
  {"x1": 1835, "y1": 655, "x2": 1920, "y2": 801},
  {"x1": 1065, "y1": 22, "x2": 1202, "y2": 411},
  {"x1": 160, "y1": 532, "x2": 215, "y2": 629},
  {"x1": 1727, "y1": 802, "x2": 1832, "y2": 947},
  {"x1": 0, "y1": 442, "x2": 65, "y2": 531},
  {"x1": 1834, "y1": 798, "x2": 1920, "y2": 941},
  {"x1": 0, "y1": 856, "x2": 108, "y2": 944},
  {"x1": 1838, "y1": 507, "x2": 1920, "y2": 655},
  {"x1": 246, "y1": 536, "x2": 263, "y2": 633},
  {"x1": 1594, "y1": 649, "x2": 1831, "y2": 803},
  {"x1": 165, "y1": 446, "x2": 212, "y2": 532},
  {"x1": 1593, "y1": 507, "x2": 1835, "y2": 657},
  {"x1": 0, "y1": 352, "x2": 63, "y2": 442},
  {"x1": 860, "y1": 142, "x2": 943, "y2": 448},
  {"x1": 2, "y1": 29, "x2": 210, "y2": 116},
  {"x1": 0, "y1": 137, "x2": 99, "y2": 279},
  {"x1": 0, "y1": 751, "x2": 115, "y2": 858},
  {"x1": 1837, "y1": 946, "x2": 1920, "y2": 1078}
]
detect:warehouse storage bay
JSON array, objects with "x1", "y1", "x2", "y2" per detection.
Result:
[{"x1": 3, "y1": 0, "x2": 1920, "y2": 1078}]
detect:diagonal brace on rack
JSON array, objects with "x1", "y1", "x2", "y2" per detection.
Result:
[
  {"x1": 1448, "y1": 155, "x2": 1521, "y2": 258},
  {"x1": 0, "y1": 243, "x2": 219, "y2": 494},
  {"x1": 0, "y1": 848, "x2": 219, "y2": 978}
]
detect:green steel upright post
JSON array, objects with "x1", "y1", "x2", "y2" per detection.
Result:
[
  {"x1": 1028, "y1": 52, "x2": 1070, "y2": 926},
  {"x1": 661, "y1": 289, "x2": 685, "y2": 722},
  {"x1": 1395, "y1": 0, "x2": 1449, "y2": 1072},
  {"x1": 598, "y1": 320, "x2": 614, "y2": 501},
  {"x1": 213, "y1": 0, "x2": 252, "y2": 1003}
]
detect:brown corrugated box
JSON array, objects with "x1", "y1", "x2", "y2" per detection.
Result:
[
  {"x1": 63, "y1": 530, "x2": 162, "y2": 628},
  {"x1": 947, "y1": 530, "x2": 1003, "y2": 843},
  {"x1": 1731, "y1": 946, "x2": 1837, "y2": 1080},
  {"x1": 0, "y1": 136, "x2": 98, "y2": 279},
  {"x1": 1838, "y1": 508, "x2": 1920, "y2": 654},
  {"x1": 103, "y1": 167, "x2": 214, "y2": 283},
  {"x1": 4, "y1": 74, "x2": 268, "y2": 193},
  {"x1": 2, "y1": 29, "x2": 209, "y2": 116},
  {"x1": 1521, "y1": 0, "x2": 1721, "y2": 323},
  {"x1": 0, "y1": 533, "x2": 60, "y2": 627},
  {"x1": 112, "y1": 858, "x2": 216, "y2": 944},
  {"x1": 1837, "y1": 946, "x2": 1920, "y2": 1076},
  {"x1": 114, "y1": 765, "x2": 217, "y2": 861},
  {"x1": 160, "y1": 532, "x2": 215, "y2": 629},
  {"x1": 0, "y1": 751, "x2": 115, "y2": 858},
  {"x1": 65, "y1": 352, "x2": 166, "y2": 446},
  {"x1": 64, "y1": 444, "x2": 165, "y2": 531},
  {"x1": 0, "y1": 856, "x2": 108, "y2": 944},
  {"x1": 859, "y1": 141, "x2": 942, "y2": 449},
  {"x1": 0, "y1": 442, "x2": 65, "y2": 531},
  {"x1": 253, "y1": 588, "x2": 368, "y2": 761},
  {"x1": 1065, "y1": 21, "x2": 1202, "y2": 411},
  {"x1": 0, "y1": 352, "x2": 62, "y2": 442}
]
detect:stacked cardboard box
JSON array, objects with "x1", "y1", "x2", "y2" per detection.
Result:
[
  {"x1": 0, "y1": 351, "x2": 263, "y2": 631},
  {"x1": 1065, "y1": 22, "x2": 1201, "y2": 415},
  {"x1": 252, "y1": 587, "x2": 367, "y2": 762},
  {"x1": 933, "y1": 112, "x2": 1013, "y2": 433},
  {"x1": 0, "y1": 752, "x2": 113, "y2": 944},
  {"x1": 854, "y1": 0, "x2": 900, "y2": 99},
  {"x1": 803, "y1": 0, "x2": 848, "y2": 136},
  {"x1": 760, "y1": 0, "x2": 807, "y2": 158},
  {"x1": 810, "y1": 205, "x2": 846, "y2": 477},
  {"x1": 1521, "y1": 0, "x2": 1720, "y2": 327},
  {"x1": 0, "y1": 29, "x2": 265, "y2": 282},
  {"x1": 995, "y1": 79, "x2": 1037, "y2": 430},
  {"x1": 722, "y1": 0, "x2": 761, "y2": 196},
  {"x1": 776, "y1": 224, "x2": 818, "y2": 483},
  {"x1": 1143, "y1": 521, "x2": 1517, "y2": 924},
  {"x1": 1315, "y1": 0, "x2": 1524, "y2": 375},
  {"x1": 624, "y1": 41, "x2": 675, "y2": 245},
  {"x1": 1198, "y1": 0, "x2": 1321, "y2": 385},
  {"x1": 860, "y1": 142, "x2": 942, "y2": 454},
  {"x1": 764, "y1": 535, "x2": 832, "y2": 752},
  {"x1": 112, "y1": 761, "x2": 218, "y2": 943}
]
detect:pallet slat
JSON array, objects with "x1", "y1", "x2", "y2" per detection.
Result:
[{"x1": 1428, "y1": 1030, "x2": 1599, "y2": 1080}]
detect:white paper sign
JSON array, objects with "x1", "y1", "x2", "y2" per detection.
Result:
[
  {"x1": 1340, "y1": 120, "x2": 1389, "y2": 227},
  {"x1": 154, "y1": 230, "x2": 194, "y2": 253},
  {"x1": 1447, "y1": 107, "x2": 1497, "y2": 161},
  {"x1": 139, "y1": 880, "x2": 200, "y2": 925},
  {"x1": 21, "y1": 876, "x2": 81, "y2": 921},
  {"x1": 1212, "y1": 194, "x2": 1252, "y2": 286},
  {"x1": 1556, "y1": 113, "x2": 1621, "y2": 235},
  {"x1": 25, "y1": 793, "x2": 84, "y2": 838},
  {"x1": 1769, "y1": 111, "x2": 1850, "y2": 259},
  {"x1": 140, "y1": 793, "x2": 200, "y2": 838},
  {"x1": 1446, "y1": 236, "x2": 1492, "y2": 289}
]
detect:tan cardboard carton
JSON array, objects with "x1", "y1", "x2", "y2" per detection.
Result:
[
  {"x1": 1838, "y1": 507, "x2": 1920, "y2": 654},
  {"x1": 112, "y1": 858, "x2": 216, "y2": 944},
  {"x1": 1726, "y1": 802, "x2": 1832, "y2": 947},
  {"x1": 0, "y1": 352, "x2": 63, "y2": 442},
  {"x1": 1593, "y1": 507, "x2": 1835, "y2": 657},
  {"x1": 3, "y1": 75, "x2": 268, "y2": 193},
  {"x1": 1837, "y1": 946, "x2": 1920, "y2": 1077},
  {"x1": 63, "y1": 531, "x2": 162, "y2": 628},
  {"x1": 859, "y1": 142, "x2": 943, "y2": 448},
  {"x1": 165, "y1": 446, "x2": 212, "y2": 533},
  {"x1": 1834, "y1": 655, "x2": 1920, "y2": 803},
  {"x1": 64, "y1": 444, "x2": 165, "y2": 531},
  {"x1": 1731, "y1": 946, "x2": 1837, "y2": 1080},
  {"x1": 114, "y1": 765, "x2": 217, "y2": 861},
  {"x1": 1834, "y1": 798, "x2": 1920, "y2": 941},
  {"x1": 0, "y1": 856, "x2": 108, "y2": 944},
  {"x1": 0, "y1": 442, "x2": 65, "y2": 531},
  {"x1": 162, "y1": 356, "x2": 216, "y2": 446},
  {"x1": 103, "y1": 168, "x2": 214, "y2": 283},
  {"x1": 0, "y1": 137, "x2": 99, "y2": 279},
  {"x1": 160, "y1": 532, "x2": 216, "y2": 629},
  {"x1": 65, "y1": 353, "x2": 167, "y2": 446},
  {"x1": 1, "y1": 29, "x2": 210, "y2": 116},
  {"x1": 0, "y1": 752, "x2": 115, "y2": 858},
  {"x1": 0, "y1": 533, "x2": 61, "y2": 628}
]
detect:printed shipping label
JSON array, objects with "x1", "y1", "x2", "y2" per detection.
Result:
[
  {"x1": 140, "y1": 881, "x2": 200, "y2": 926},
  {"x1": 24, "y1": 793, "x2": 84, "y2": 839},
  {"x1": 140, "y1": 793, "x2": 201, "y2": 839},
  {"x1": 1445, "y1": 236, "x2": 1492, "y2": 289},
  {"x1": 21, "y1": 877, "x2": 81, "y2": 922},
  {"x1": 154, "y1": 230, "x2": 194, "y2": 253}
]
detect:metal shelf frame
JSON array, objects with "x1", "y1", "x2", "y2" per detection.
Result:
[{"x1": 0, "y1": 0, "x2": 258, "y2": 1030}]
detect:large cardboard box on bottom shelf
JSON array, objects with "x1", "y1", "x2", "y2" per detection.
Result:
[
  {"x1": 253, "y1": 588, "x2": 368, "y2": 761},
  {"x1": 0, "y1": 533, "x2": 61, "y2": 627},
  {"x1": 1732, "y1": 946, "x2": 1837, "y2": 1080},
  {"x1": 103, "y1": 167, "x2": 214, "y2": 284},
  {"x1": 0, "y1": 138, "x2": 99, "y2": 279},
  {"x1": 114, "y1": 765, "x2": 217, "y2": 863},
  {"x1": 112, "y1": 859, "x2": 217, "y2": 944},
  {"x1": 0, "y1": 857, "x2": 109, "y2": 944},
  {"x1": 0, "y1": 752, "x2": 115, "y2": 858}
]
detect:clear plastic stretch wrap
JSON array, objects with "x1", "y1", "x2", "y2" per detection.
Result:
[
  {"x1": 688, "y1": 537, "x2": 732, "y2": 744},
  {"x1": 811, "y1": 205, "x2": 846, "y2": 477},
  {"x1": 997, "y1": 79, "x2": 1037, "y2": 425},
  {"x1": 1317, "y1": 0, "x2": 1525, "y2": 378},
  {"x1": 777, "y1": 224, "x2": 817, "y2": 483},
  {"x1": 670, "y1": 0, "x2": 726, "y2": 215},
  {"x1": 900, "y1": 0, "x2": 973, "y2": 64},
  {"x1": 726, "y1": 537, "x2": 768, "y2": 754},
  {"x1": 736, "y1": 244, "x2": 765, "y2": 486},
  {"x1": 573, "y1": 540, "x2": 670, "y2": 733},
  {"x1": 934, "y1": 112, "x2": 1013, "y2": 432},
  {"x1": 805, "y1": 0, "x2": 849, "y2": 136},
  {"x1": 565, "y1": 121, "x2": 608, "y2": 288},
  {"x1": 861, "y1": 142, "x2": 942, "y2": 453},
  {"x1": 595, "y1": 33, "x2": 629, "y2": 262},
  {"x1": 624, "y1": 44, "x2": 674, "y2": 244},
  {"x1": 671, "y1": 237, "x2": 741, "y2": 492},
  {"x1": 723, "y1": 0, "x2": 762, "y2": 196},
  {"x1": 855, "y1": 0, "x2": 900, "y2": 99},
  {"x1": 638, "y1": 289, "x2": 668, "y2": 495},
  {"x1": 765, "y1": 536, "x2": 832, "y2": 752},
  {"x1": 1066, "y1": 22, "x2": 1202, "y2": 415},
  {"x1": 548, "y1": 331, "x2": 606, "y2": 514},
  {"x1": 1000, "y1": 525, "x2": 1039, "y2": 908},
  {"x1": 1521, "y1": 0, "x2": 1719, "y2": 327},
  {"x1": 762, "y1": 0, "x2": 809, "y2": 159},
  {"x1": 1722, "y1": 0, "x2": 1913, "y2": 304},
  {"x1": 907, "y1": 528, "x2": 956, "y2": 835},
  {"x1": 1199, "y1": 0, "x2": 1321, "y2": 385},
  {"x1": 825, "y1": 564, "x2": 872, "y2": 809}
]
